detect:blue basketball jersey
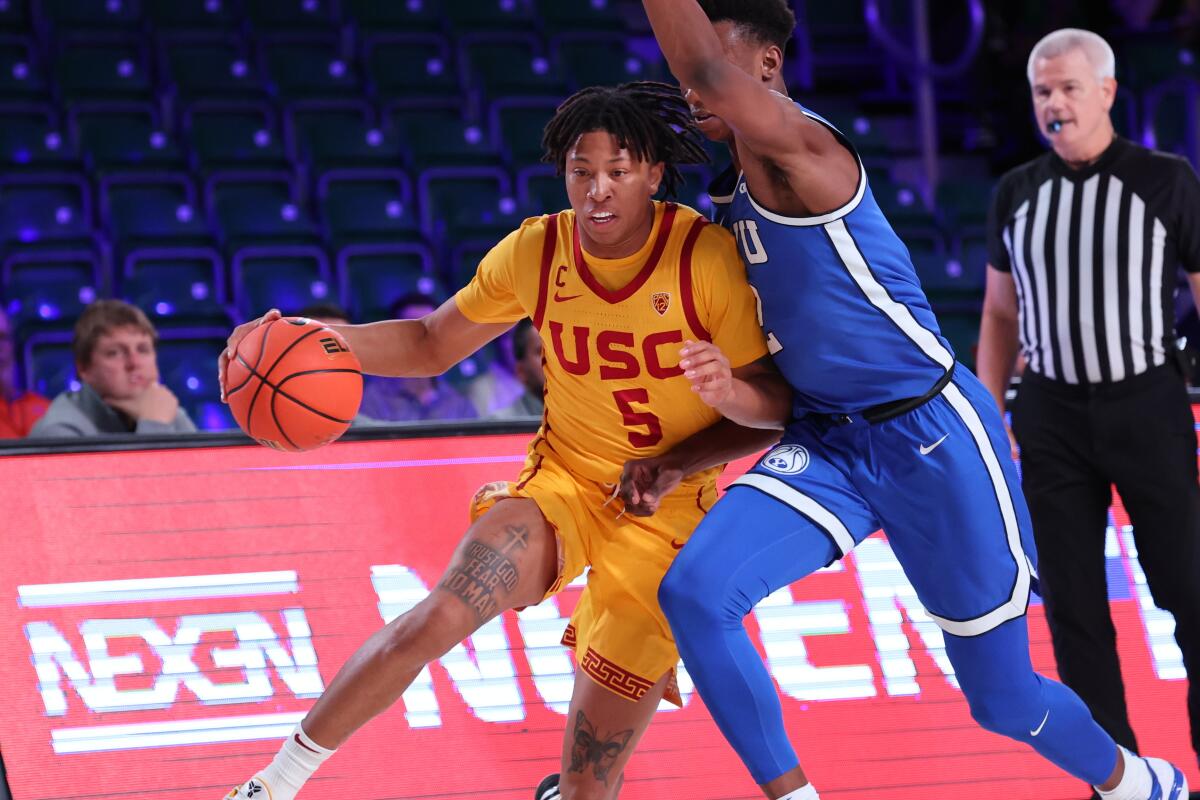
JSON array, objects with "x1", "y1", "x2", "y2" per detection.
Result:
[{"x1": 710, "y1": 105, "x2": 954, "y2": 416}]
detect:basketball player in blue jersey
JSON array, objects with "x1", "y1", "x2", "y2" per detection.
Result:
[{"x1": 621, "y1": 2, "x2": 1191, "y2": 800}]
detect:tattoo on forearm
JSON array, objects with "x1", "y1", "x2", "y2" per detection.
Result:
[
  {"x1": 439, "y1": 540, "x2": 520, "y2": 621},
  {"x1": 568, "y1": 711, "x2": 633, "y2": 785}
]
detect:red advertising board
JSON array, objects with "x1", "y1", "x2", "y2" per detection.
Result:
[{"x1": 0, "y1": 421, "x2": 1196, "y2": 800}]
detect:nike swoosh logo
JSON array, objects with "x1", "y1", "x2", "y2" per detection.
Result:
[
  {"x1": 1029, "y1": 709, "x2": 1050, "y2": 737},
  {"x1": 294, "y1": 733, "x2": 320, "y2": 754},
  {"x1": 553, "y1": 292, "x2": 582, "y2": 302},
  {"x1": 918, "y1": 433, "x2": 949, "y2": 455},
  {"x1": 670, "y1": 539, "x2": 685, "y2": 549}
]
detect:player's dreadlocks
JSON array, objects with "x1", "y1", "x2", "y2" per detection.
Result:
[
  {"x1": 698, "y1": 0, "x2": 796, "y2": 50},
  {"x1": 541, "y1": 81, "x2": 709, "y2": 199}
]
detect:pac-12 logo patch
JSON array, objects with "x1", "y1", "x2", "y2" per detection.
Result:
[
  {"x1": 762, "y1": 444, "x2": 809, "y2": 475},
  {"x1": 651, "y1": 291, "x2": 671, "y2": 316}
]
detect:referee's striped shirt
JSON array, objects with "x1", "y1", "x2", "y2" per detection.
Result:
[{"x1": 987, "y1": 137, "x2": 1200, "y2": 384}]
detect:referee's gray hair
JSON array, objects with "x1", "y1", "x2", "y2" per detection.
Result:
[{"x1": 1026, "y1": 28, "x2": 1116, "y2": 84}]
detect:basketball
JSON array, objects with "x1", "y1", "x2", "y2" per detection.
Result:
[{"x1": 224, "y1": 317, "x2": 363, "y2": 452}]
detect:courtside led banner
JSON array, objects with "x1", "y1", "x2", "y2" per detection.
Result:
[{"x1": 0, "y1": 422, "x2": 1196, "y2": 800}]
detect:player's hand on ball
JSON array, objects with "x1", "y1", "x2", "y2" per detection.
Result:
[
  {"x1": 219, "y1": 309, "x2": 282, "y2": 402},
  {"x1": 680, "y1": 340, "x2": 734, "y2": 407},
  {"x1": 617, "y1": 455, "x2": 685, "y2": 517}
]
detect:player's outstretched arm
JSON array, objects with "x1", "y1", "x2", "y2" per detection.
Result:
[
  {"x1": 619, "y1": 417, "x2": 782, "y2": 516},
  {"x1": 219, "y1": 303, "x2": 511, "y2": 400},
  {"x1": 641, "y1": 0, "x2": 857, "y2": 207},
  {"x1": 683, "y1": 343, "x2": 791, "y2": 428}
]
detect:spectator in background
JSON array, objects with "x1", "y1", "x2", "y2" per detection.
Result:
[
  {"x1": 28, "y1": 299, "x2": 195, "y2": 437},
  {"x1": 357, "y1": 292, "x2": 477, "y2": 423},
  {"x1": 489, "y1": 317, "x2": 544, "y2": 419},
  {"x1": 0, "y1": 306, "x2": 49, "y2": 438}
]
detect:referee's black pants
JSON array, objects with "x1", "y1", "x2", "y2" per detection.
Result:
[{"x1": 1012, "y1": 362, "x2": 1200, "y2": 760}]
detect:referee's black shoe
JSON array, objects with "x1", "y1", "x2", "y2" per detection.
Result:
[{"x1": 534, "y1": 773, "x2": 560, "y2": 800}]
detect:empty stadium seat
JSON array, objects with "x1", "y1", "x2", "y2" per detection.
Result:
[
  {"x1": 363, "y1": 33, "x2": 462, "y2": 102},
  {"x1": 392, "y1": 103, "x2": 499, "y2": 167},
  {"x1": 0, "y1": 103, "x2": 76, "y2": 168},
  {"x1": 40, "y1": 0, "x2": 142, "y2": 32},
  {"x1": 668, "y1": 165, "x2": 714, "y2": 216},
  {"x1": 71, "y1": 102, "x2": 184, "y2": 170},
  {"x1": 53, "y1": 34, "x2": 152, "y2": 101},
  {"x1": 337, "y1": 243, "x2": 440, "y2": 321},
  {"x1": 244, "y1": 0, "x2": 340, "y2": 32},
  {"x1": 156, "y1": 327, "x2": 229, "y2": 425},
  {"x1": 23, "y1": 331, "x2": 77, "y2": 399},
  {"x1": 871, "y1": 177, "x2": 938, "y2": 229},
  {"x1": 444, "y1": 0, "x2": 536, "y2": 34},
  {"x1": 287, "y1": 100, "x2": 404, "y2": 168},
  {"x1": 144, "y1": 0, "x2": 240, "y2": 31},
  {"x1": 417, "y1": 166, "x2": 517, "y2": 244},
  {"x1": 448, "y1": 238, "x2": 496, "y2": 293},
  {"x1": 101, "y1": 173, "x2": 209, "y2": 247},
  {"x1": 317, "y1": 168, "x2": 419, "y2": 245},
  {"x1": 489, "y1": 95, "x2": 558, "y2": 166},
  {"x1": 121, "y1": 247, "x2": 228, "y2": 322},
  {"x1": 159, "y1": 34, "x2": 264, "y2": 101},
  {"x1": 260, "y1": 33, "x2": 359, "y2": 101},
  {"x1": 230, "y1": 244, "x2": 332, "y2": 317},
  {"x1": 3, "y1": 249, "x2": 101, "y2": 329},
  {"x1": 0, "y1": 35, "x2": 46, "y2": 99},
  {"x1": 460, "y1": 33, "x2": 568, "y2": 99},
  {"x1": 553, "y1": 33, "x2": 663, "y2": 89},
  {"x1": 343, "y1": 0, "x2": 444, "y2": 32},
  {"x1": 1145, "y1": 78, "x2": 1199, "y2": 165},
  {"x1": 535, "y1": 0, "x2": 626, "y2": 34},
  {"x1": 206, "y1": 170, "x2": 319, "y2": 247},
  {"x1": 0, "y1": 172, "x2": 94, "y2": 245},
  {"x1": 934, "y1": 176, "x2": 992, "y2": 232},
  {"x1": 0, "y1": 0, "x2": 30, "y2": 32},
  {"x1": 185, "y1": 100, "x2": 288, "y2": 171},
  {"x1": 516, "y1": 164, "x2": 568, "y2": 214}
]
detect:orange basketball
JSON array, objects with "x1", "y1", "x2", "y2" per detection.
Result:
[{"x1": 224, "y1": 317, "x2": 363, "y2": 452}]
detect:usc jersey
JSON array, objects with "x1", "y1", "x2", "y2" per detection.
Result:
[{"x1": 455, "y1": 201, "x2": 768, "y2": 485}]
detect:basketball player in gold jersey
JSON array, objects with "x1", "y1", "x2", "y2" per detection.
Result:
[{"x1": 216, "y1": 82, "x2": 791, "y2": 800}]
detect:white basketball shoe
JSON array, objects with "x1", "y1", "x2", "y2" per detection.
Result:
[{"x1": 1144, "y1": 757, "x2": 1188, "y2": 800}]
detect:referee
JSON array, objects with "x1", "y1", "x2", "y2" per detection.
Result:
[{"x1": 978, "y1": 27, "x2": 1200, "y2": 779}]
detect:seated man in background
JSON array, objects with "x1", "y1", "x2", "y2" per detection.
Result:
[
  {"x1": 0, "y1": 306, "x2": 49, "y2": 438},
  {"x1": 358, "y1": 292, "x2": 478, "y2": 423},
  {"x1": 489, "y1": 317, "x2": 544, "y2": 419},
  {"x1": 28, "y1": 299, "x2": 195, "y2": 437}
]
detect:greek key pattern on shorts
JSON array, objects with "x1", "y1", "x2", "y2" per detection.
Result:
[
  {"x1": 561, "y1": 623, "x2": 577, "y2": 648},
  {"x1": 580, "y1": 647, "x2": 654, "y2": 702}
]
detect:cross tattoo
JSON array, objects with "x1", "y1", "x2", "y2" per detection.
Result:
[{"x1": 501, "y1": 525, "x2": 528, "y2": 553}]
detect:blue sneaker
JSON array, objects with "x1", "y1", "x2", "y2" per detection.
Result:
[{"x1": 1145, "y1": 757, "x2": 1188, "y2": 800}]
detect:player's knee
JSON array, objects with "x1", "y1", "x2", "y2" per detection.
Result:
[
  {"x1": 659, "y1": 560, "x2": 745, "y2": 631},
  {"x1": 962, "y1": 686, "x2": 1041, "y2": 740},
  {"x1": 380, "y1": 597, "x2": 479, "y2": 663}
]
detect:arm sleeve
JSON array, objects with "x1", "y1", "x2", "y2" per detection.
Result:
[
  {"x1": 692, "y1": 226, "x2": 770, "y2": 369},
  {"x1": 1172, "y1": 160, "x2": 1200, "y2": 273},
  {"x1": 985, "y1": 176, "x2": 1013, "y2": 273},
  {"x1": 454, "y1": 218, "x2": 544, "y2": 324}
]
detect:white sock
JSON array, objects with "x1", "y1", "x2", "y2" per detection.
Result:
[
  {"x1": 776, "y1": 784, "x2": 819, "y2": 800},
  {"x1": 252, "y1": 724, "x2": 335, "y2": 800},
  {"x1": 1097, "y1": 747, "x2": 1151, "y2": 800}
]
